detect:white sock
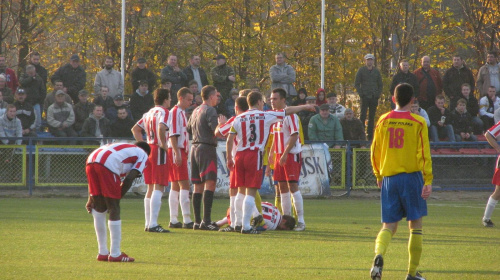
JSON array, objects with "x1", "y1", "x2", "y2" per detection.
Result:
[
  {"x1": 281, "y1": 192, "x2": 292, "y2": 215},
  {"x1": 150, "y1": 190, "x2": 163, "y2": 228},
  {"x1": 108, "y1": 220, "x2": 122, "y2": 257},
  {"x1": 144, "y1": 198, "x2": 151, "y2": 228},
  {"x1": 180, "y1": 189, "x2": 192, "y2": 224},
  {"x1": 483, "y1": 196, "x2": 498, "y2": 220},
  {"x1": 169, "y1": 190, "x2": 179, "y2": 224},
  {"x1": 234, "y1": 193, "x2": 245, "y2": 226},
  {"x1": 229, "y1": 195, "x2": 236, "y2": 227},
  {"x1": 92, "y1": 209, "x2": 108, "y2": 255},
  {"x1": 292, "y1": 191, "x2": 305, "y2": 224},
  {"x1": 252, "y1": 205, "x2": 260, "y2": 218},
  {"x1": 242, "y1": 195, "x2": 255, "y2": 230}
]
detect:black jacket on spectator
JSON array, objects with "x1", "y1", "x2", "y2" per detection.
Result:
[
  {"x1": 110, "y1": 117, "x2": 135, "y2": 138},
  {"x1": 106, "y1": 105, "x2": 133, "y2": 122},
  {"x1": 160, "y1": 66, "x2": 188, "y2": 105},
  {"x1": 183, "y1": 66, "x2": 209, "y2": 87},
  {"x1": 443, "y1": 65, "x2": 475, "y2": 102},
  {"x1": 131, "y1": 67, "x2": 157, "y2": 92},
  {"x1": 81, "y1": 115, "x2": 111, "y2": 138},
  {"x1": 13, "y1": 100, "x2": 36, "y2": 130},
  {"x1": 452, "y1": 93, "x2": 479, "y2": 117},
  {"x1": 73, "y1": 101, "x2": 95, "y2": 132},
  {"x1": 129, "y1": 90, "x2": 154, "y2": 121},
  {"x1": 427, "y1": 105, "x2": 453, "y2": 126},
  {"x1": 93, "y1": 96, "x2": 114, "y2": 113},
  {"x1": 19, "y1": 73, "x2": 47, "y2": 105},
  {"x1": 32, "y1": 63, "x2": 48, "y2": 86},
  {"x1": 451, "y1": 109, "x2": 473, "y2": 134},
  {"x1": 389, "y1": 71, "x2": 419, "y2": 97},
  {"x1": 50, "y1": 63, "x2": 86, "y2": 103}
]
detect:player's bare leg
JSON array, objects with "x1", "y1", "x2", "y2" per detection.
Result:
[{"x1": 483, "y1": 185, "x2": 500, "y2": 227}]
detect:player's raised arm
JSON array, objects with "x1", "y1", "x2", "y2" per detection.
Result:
[
  {"x1": 485, "y1": 131, "x2": 500, "y2": 153},
  {"x1": 284, "y1": 104, "x2": 316, "y2": 116}
]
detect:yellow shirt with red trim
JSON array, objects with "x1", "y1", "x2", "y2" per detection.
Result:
[{"x1": 370, "y1": 110, "x2": 433, "y2": 185}]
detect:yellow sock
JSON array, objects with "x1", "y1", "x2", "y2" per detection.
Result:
[
  {"x1": 291, "y1": 194, "x2": 298, "y2": 222},
  {"x1": 275, "y1": 195, "x2": 282, "y2": 214},
  {"x1": 255, "y1": 191, "x2": 262, "y2": 214},
  {"x1": 408, "y1": 229, "x2": 423, "y2": 277},
  {"x1": 375, "y1": 228, "x2": 393, "y2": 256}
]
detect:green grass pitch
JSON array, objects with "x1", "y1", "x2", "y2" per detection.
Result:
[{"x1": 0, "y1": 197, "x2": 499, "y2": 279}]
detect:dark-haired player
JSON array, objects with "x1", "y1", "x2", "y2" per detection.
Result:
[
  {"x1": 85, "y1": 142, "x2": 150, "y2": 262},
  {"x1": 132, "y1": 88, "x2": 171, "y2": 233},
  {"x1": 370, "y1": 83, "x2": 433, "y2": 280}
]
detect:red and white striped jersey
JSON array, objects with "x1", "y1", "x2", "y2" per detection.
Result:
[
  {"x1": 271, "y1": 112, "x2": 302, "y2": 154},
  {"x1": 262, "y1": 201, "x2": 282, "y2": 231},
  {"x1": 487, "y1": 121, "x2": 500, "y2": 138},
  {"x1": 230, "y1": 109, "x2": 285, "y2": 151},
  {"x1": 86, "y1": 143, "x2": 148, "y2": 177},
  {"x1": 220, "y1": 116, "x2": 238, "y2": 159},
  {"x1": 167, "y1": 105, "x2": 189, "y2": 149},
  {"x1": 136, "y1": 106, "x2": 169, "y2": 145}
]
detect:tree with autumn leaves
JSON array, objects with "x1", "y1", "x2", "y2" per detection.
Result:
[{"x1": 0, "y1": 0, "x2": 498, "y2": 108}]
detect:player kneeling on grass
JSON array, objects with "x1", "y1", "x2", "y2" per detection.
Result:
[
  {"x1": 217, "y1": 201, "x2": 295, "y2": 231},
  {"x1": 370, "y1": 83, "x2": 433, "y2": 280},
  {"x1": 85, "y1": 142, "x2": 150, "y2": 262}
]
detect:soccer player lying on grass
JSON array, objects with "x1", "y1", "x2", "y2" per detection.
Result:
[
  {"x1": 217, "y1": 201, "x2": 296, "y2": 231},
  {"x1": 85, "y1": 142, "x2": 150, "y2": 262},
  {"x1": 370, "y1": 83, "x2": 432, "y2": 280}
]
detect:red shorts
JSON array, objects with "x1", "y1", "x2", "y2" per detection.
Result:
[
  {"x1": 144, "y1": 144, "x2": 169, "y2": 185},
  {"x1": 86, "y1": 163, "x2": 121, "y2": 199},
  {"x1": 168, "y1": 148, "x2": 189, "y2": 182},
  {"x1": 273, "y1": 153, "x2": 302, "y2": 182},
  {"x1": 234, "y1": 149, "x2": 263, "y2": 189}
]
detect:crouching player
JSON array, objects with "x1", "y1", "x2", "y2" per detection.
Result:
[{"x1": 85, "y1": 142, "x2": 150, "y2": 262}]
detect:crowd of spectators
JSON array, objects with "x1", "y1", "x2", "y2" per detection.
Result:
[{"x1": 0, "y1": 49, "x2": 499, "y2": 145}]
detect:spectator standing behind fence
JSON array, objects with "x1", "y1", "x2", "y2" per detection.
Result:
[
  {"x1": 19, "y1": 64, "x2": 46, "y2": 132},
  {"x1": 0, "y1": 74, "x2": 14, "y2": 104},
  {"x1": 13, "y1": 89, "x2": 37, "y2": 139},
  {"x1": 298, "y1": 96, "x2": 318, "y2": 141},
  {"x1": 270, "y1": 52, "x2": 297, "y2": 103},
  {"x1": 161, "y1": 55, "x2": 187, "y2": 107},
  {"x1": 51, "y1": 54, "x2": 86, "y2": 104},
  {"x1": 427, "y1": 95, "x2": 455, "y2": 142},
  {"x1": 211, "y1": 54, "x2": 235, "y2": 103},
  {"x1": 225, "y1": 89, "x2": 238, "y2": 117},
  {"x1": 183, "y1": 55, "x2": 209, "y2": 91},
  {"x1": 480, "y1": 86, "x2": 500, "y2": 129},
  {"x1": 94, "y1": 56, "x2": 123, "y2": 99},
  {"x1": 0, "y1": 91, "x2": 9, "y2": 118},
  {"x1": 73, "y1": 90, "x2": 95, "y2": 134},
  {"x1": 109, "y1": 107, "x2": 134, "y2": 138},
  {"x1": 308, "y1": 103, "x2": 343, "y2": 147},
  {"x1": 29, "y1": 52, "x2": 48, "y2": 86},
  {"x1": 340, "y1": 108, "x2": 366, "y2": 144},
  {"x1": 81, "y1": 105, "x2": 110, "y2": 145},
  {"x1": 414, "y1": 56, "x2": 443, "y2": 110},
  {"x1": 160, "y1": 77, "x2": 172, "y2": 91},
  {"x1": 410, "y1": 100, "x2": 430, "y2": 127},
  {"x1": 477, "y1": 51, "x2": 500, "y2": 97},
  {"x1": 326, "y1": 92, "x2": 346, "y2": 119},
  {"x1": 355, "y1": 54, "x2": 383, "y2": 141},
  {"x1": 44, "y1": 80, "x2": 72, "y2": 115},
  {"x1": 292, "y1": 88, "x2": 307, "y2": 106},
  {"x1": 106, "y1": 95, "x2": 132, "y2": 122},
  {"x1": 188, "y1": 80, "x2": 200, "y2": 96},
  {"x1": 131, "y1": 58, "x2": 157, "y2": 92},
  {"x1": 443, "y1": 54, "x2": 475, "y2": 108},
  {"x1": 458, "y1": 83, "x2": 483, "y2": 134},
  {"x1": 129, "y1": 80, "x2": 154, "y2": 121},
  {"x1": 47, "y1": 90, "x2": 77, "y2": 144},
  {"x1": 0, "y1": 54, "x2": 18, "y2": 93},
  {"x1": 0, "y1": 104, "x2": 22, "y2": 145},
  {"x1": 451, "y1": 98, "x2": 477, "y2": 142},
  {"x1": 389, "y1": 60, "x2": 419, "y2": 109},
  {"x1": 315, "y1": 88, "x2": 327, "y2": 106}
]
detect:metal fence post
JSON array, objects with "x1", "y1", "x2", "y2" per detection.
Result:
[
  {"x1": 28, "y1": 137, "x2": 33, "y2": 196},
  {"x1": 345, "y1": 141, "x2": 352, "y2": 196}
]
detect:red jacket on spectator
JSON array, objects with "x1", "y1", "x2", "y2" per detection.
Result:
[
  {"x1": 316, "y1": 88, "x2": 327, "y2": 106},
  {"x1": 414, "y1": 67, "x2": 442, "y2": 104},
  {"x1": 0, "y1": 68, "x2": 18, "y2": 93}
]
